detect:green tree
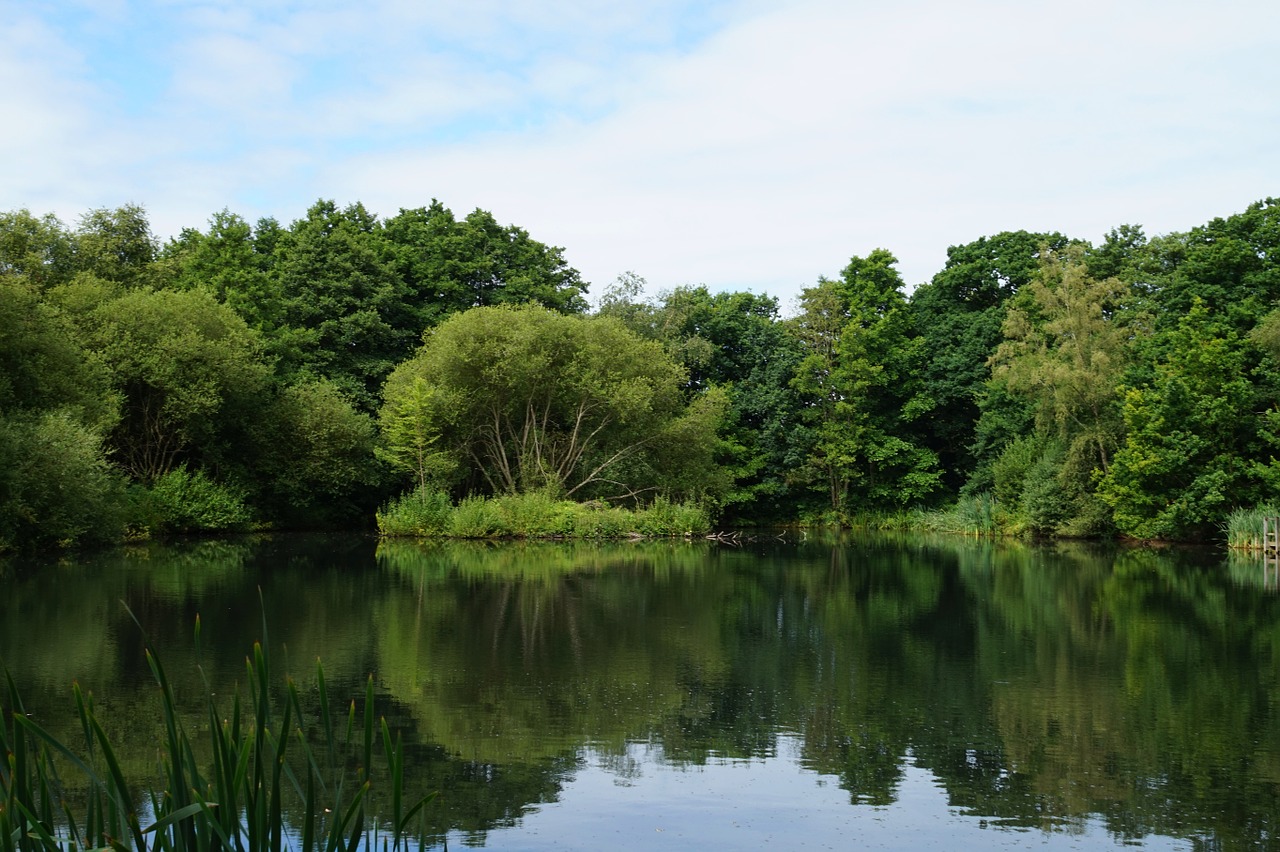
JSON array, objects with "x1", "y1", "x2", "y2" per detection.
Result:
[
  {"x1": 249, "y1": 378, "x2": 382, "y2": 524},
  {"x1": 0, "y1": 411, "x2": 126, "y2": 550},
  {"x1": 270, "y1": 200, "x2": 409, "y2": 410},
  {"x1": 85, "y1": 288, "x2": 270, "y2": 483},
  {"x1": 0, "y1": 209, "x2": 76, "y2": 289},
  {"x1": 991, "y1": 246, "x2": 1132, "y2": 477},
  {"x1": 607, "y1": 285, "x2": 804, "y2": 520},
  {"x1": 383, "y1": 201, "x2": 588, "y2": 330},
  {"x1": 382, "y1": 305, "x2": 725, "y2": 504},
  {"x1": 789, "y1": 250, "x2": 940, "y2": 515},
  {"x1": 1099, "y1": 301, "x2": 1271, "y2": 539},
  {"x1": 910, "y1": 231, "x2": 1071, "y2": 491},
  {"x1": 165, "y1": 210, "x2": 284, "y2": 332},
  {"x1": 0, "y1": 277, "x2": 118, "y2": 430},
  {"x1": 73, "y1": 204, "x2": 160, "y2": 288},
  {"x1": 376, "y1": 373, "x2": 456, "y2": 491}
]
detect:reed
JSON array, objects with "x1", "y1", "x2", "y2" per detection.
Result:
[
  {"x1": 0, "y1": 611, "x2": 437, "y2": 851},
  {"x1": 1224, "y1": 505, "x2": 1280, "y2": 550}
]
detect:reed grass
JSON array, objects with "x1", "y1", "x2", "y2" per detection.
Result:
[
  {"x1": 0, "y1": 609, "x2": 437, "y2": 851},
  {"x1": 847, "y1": 494, "x2": 1003, "y2": 537},
  {"x1": 1224, "y1": 505, "x2": 1280, "y2": 550}
]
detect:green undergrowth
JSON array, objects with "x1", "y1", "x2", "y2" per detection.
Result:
[
  {"x1": 845, "y1": 494, "x2": 1007, "y2": 538},
  {"x1": 376, "y1": 488, "x2": 712, "y2": 539},
  {"x1": 0, "y1": 610, "x2": 437, "y2": 852}
]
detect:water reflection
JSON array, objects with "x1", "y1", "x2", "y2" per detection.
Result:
[{"x1": 2, "y1": 535, "x2": 1277, "y2": 848}]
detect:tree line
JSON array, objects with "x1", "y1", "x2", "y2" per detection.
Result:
[{"x1": 2, "y1": 197, "x2": 1278, "y2": 550}]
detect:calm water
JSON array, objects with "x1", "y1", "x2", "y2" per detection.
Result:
[{"x1": 2, "y1": 534, "x2": 1278, "y2": 849}]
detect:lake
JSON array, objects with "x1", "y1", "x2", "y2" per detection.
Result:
[{"x1": 2, "y1": 533, "x2": 1277, "y2": 849}]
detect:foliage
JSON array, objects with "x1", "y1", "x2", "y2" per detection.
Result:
[
  {"x1": 1099, "y1": 301, "x2": 1270, "y2": 540},
  {"x1": 383, "y1": 304, "x2": 725, "y2": 504},
  {"x1": 85, "y1": 287, "x2": 270, "y2": 483},
  {"x1": 376, "y1": 373, "x2": 456, "y2": 492},
  {"x1": 72, "y1": 204, "x2": 161, "y2": 287},
  {"x1": 0, "y1": 276, "x2": 118, "y2": 432},
  {"x1": 7, "y1": 195, "x2": 1280, "y2": 545},
  {"x1": 990, "y1": 246, "x2": 1132, "y2": 475},
  {"x1": 0, "y1": 411, "x2": 127, "y2": 551},
  {"x1": 377, "y1": 487, "x2": 455, "y2": 538},
  {"x1": 377, "y1": 488, "x2": 711, "y2": 539},
  {"x1": 788, "y1": 249, "x2": 940, "y2": 516},
  {"x1": 384, "y1": 201, "x2": 588, "y2": 328},
  {"x1": 910, "y1": 231, "x2": 1073, "y2": 490},
  {"x1": 612, "y1": 285, "x2": 805, "y2": 522},
  {"x1": 250, "y1": 378, "x2": 382, "y2": 524},
  {"x1": 0, "y1": 209, "x2": 76, "y2": 289},
  {"x1": 141, "y1": 465, "x2": 253, "y2": 534}
]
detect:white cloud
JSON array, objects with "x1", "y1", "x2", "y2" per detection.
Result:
[{"x1": 5, "y1": 0, "x2": 1278, "y2": 305}]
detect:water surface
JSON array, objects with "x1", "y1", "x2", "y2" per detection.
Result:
[{"x1": 2, "y1": 534, "x2": 1277, "y2": 849}]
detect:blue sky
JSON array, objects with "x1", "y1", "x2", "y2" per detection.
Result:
[{"x1": 5, "y1": 0, "x2": 1278, "y2": 307}]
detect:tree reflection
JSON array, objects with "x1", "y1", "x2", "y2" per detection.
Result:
[{"x1": 3, "y1": 535, "x2": 1278, "y2": 847}]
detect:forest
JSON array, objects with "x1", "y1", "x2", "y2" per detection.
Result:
[{"x1": 2, "y1": 196, "x2": 1279, "y2": 551}]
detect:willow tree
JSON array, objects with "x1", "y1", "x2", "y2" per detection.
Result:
[
  {"x1": 988, "y1": 246, "x2": 1134, "y2": 534},
  {"x1": 379, "y1": 304, "x2": 727, "y2": 503}
]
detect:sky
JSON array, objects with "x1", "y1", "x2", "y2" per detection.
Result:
[{"x1": 4, "y1": 0, "x2": 1278, "y2": 309}]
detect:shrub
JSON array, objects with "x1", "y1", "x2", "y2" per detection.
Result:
[
  {"x1": 569, "y1": 503, "x2": 633, "y2": 538},
  {"x1": 635, "y1": 497, "x2": 711, "y2": 536},
  {"x1": 0, "y1": 411, "x2": 127, "y2": 550},
  {"x1": 449, "y1": 495, "x2": 506, "y2": 538},
  {"x1": 377, "y1": 487, "x2": 453, "y2": 537},
  {"x1": 146, "y1": 465, "x2": 252, "y2": 534},
  {"x1": 495, "y1": 490, "x2": 568, "y2": 537}
]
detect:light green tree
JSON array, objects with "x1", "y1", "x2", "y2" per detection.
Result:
[
  {"x1": 376, "y1": 373, "x2": 456, "y2": 491},
  {"x1": 381, "y1": 304, "x2": 726, "y2": 504},
  {"x1": 86, "y1": 288, "x2": 270, "y2": 482},
  {"x1": 988, "y1": 247, "x2": 1134, "y2": 534}
]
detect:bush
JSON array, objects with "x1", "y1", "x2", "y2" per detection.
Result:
[
  {"x1": 145, "y1": 465, "x2": 252, "y2": 534},
  {"x1": 562, "y1": 502, "x2": 632, "y2": 538},
  {"x1": 0, "y1": 411, "x2": 127, "y2": 550},
  {"x1": 377, "y1": 486, "x2": 454, "y2": 537},
  {"x1": 495, "y1": 490, "x2": 571, "y2": 537},
  {"x1": 449, "y1": 495, "x2": 506, "y2": 538},
  {"x1": 635, "y1": 497, "x2": 711, "y2": 536}
]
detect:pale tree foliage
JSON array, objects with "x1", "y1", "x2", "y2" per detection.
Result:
[
  {"x1": 376, "y1": 374, "x2": 456, "y2": 490},
  {"x1": 990, "y1": 246, "x2": 1134, "y2": 475},
  {"x1": 381, "y1": 304, "x2": 725, "y2": 502}
]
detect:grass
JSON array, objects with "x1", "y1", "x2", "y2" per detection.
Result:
[
  {"x1": 841, "y1": 494, "x2": 1004, "y2": 538},
  {"x1": 1224, "y1": 505, "x2": 1280, "y2": 551},
  {"x1": 377, "y1": 488, "x2": 712, "y2": 540},
  {"x1": 0, "y1": 609, "x2": 437, "y2": 852}
]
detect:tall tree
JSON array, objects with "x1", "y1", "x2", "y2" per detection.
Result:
[
  {"x1": 384, "y1": 201, "x2": 588, "y2": 331},
  {"x1": 790, "y1": 250, "x2": 940, "y2": 515},
  {"x1": 910, "y1": 231, "x2": 1071, "y2": 491},
  {"x1": 0, "y1": 209, "x2": 76, "y2": 289},
  {"x1": 1100, "y1": 301, "x2": 1274, "y2": 539},
  {"x1": 73, "y1": 204, "x2": 159, "y2": 288},
  {"x1": 988, "y1": 247, "x2": 1134, "y2": 534},
  {"x1": 270, "y1": 200, "x2": 409, "y2": 410}
]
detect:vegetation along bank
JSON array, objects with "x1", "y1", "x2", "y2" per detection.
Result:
[{"x1": 3, "y1": 197, "x2": 1280, "y2": 550}]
